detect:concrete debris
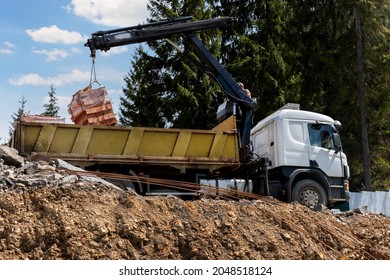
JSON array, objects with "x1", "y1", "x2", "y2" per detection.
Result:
[
  {"x1": 312, "y1": 203, "x2": 328, "y2": 212},
  {"x1": 353, "y1": 205, "x2": 369, "y2": 215},
  {"x1": 0, "y1": 145, "x2": 120, "y2": 193},
  {"x1": 332, "y1": 206, "x2": 371, "y2": 218},
  {"x1": 20, "y1": 162, "x2": 40, "y2": 175},
  {"x1": 330, "y1": 208, "x2": 342, "y2": 215},
  {"x1": 0, "y1": 146, "x2": 24, "y2": 166},
  {"x1": 55, "y1": 159, "x2": 121, "y2": 190}
]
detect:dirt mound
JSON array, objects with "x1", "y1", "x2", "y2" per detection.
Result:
[
  {"x1": 1, "y1": 188, "x2": 389, "y2": 260},
  {"x1": 0, "y1": 158, "x2": 389, "y2": 260}
]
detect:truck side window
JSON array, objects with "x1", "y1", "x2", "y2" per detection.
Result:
[{"x1": 308, "y1": 124, "x2": 334, "y2": 150}]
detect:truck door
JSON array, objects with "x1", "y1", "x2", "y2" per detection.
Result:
[
  {"x1": 306, "y1": 123, "x2": 343, "y2": 177},
  {"x1": 284, "y1": 120, "x2": 309, "y2": 167}
]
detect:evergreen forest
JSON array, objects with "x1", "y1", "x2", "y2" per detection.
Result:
[{"x1": 118, "y1": 0, "x2": 390, "y2": 191}]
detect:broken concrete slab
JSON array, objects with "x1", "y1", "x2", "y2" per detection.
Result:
[
  {"x1": 55, "y1": 159, "x2": 122, "y2": 190},
  {"x1": 0, "y1": 146, "x2": 24, "y2": 166}
]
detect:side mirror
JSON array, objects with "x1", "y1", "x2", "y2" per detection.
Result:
[
  {"x1": 333, "y1": 132, "x2": 341, "y2": 153},
  {"x1": 334, "y1": 120, "x2": 342, "y2": 131}
]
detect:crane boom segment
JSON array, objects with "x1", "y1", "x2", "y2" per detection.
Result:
[{"x1": 85, "y1": 16, "x2": 256, "y2": 160}]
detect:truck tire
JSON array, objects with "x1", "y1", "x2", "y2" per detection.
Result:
[{"x1": 291, "y1": 179, "x2": 327, "y2": 207}]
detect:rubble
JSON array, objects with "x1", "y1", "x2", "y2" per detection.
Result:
[
  {"x1": 0, "y1": 145, "x2": 389, "y2": 260},
  {"x1": 0, "y1": 146, "x2": 24, "y2": 166}
]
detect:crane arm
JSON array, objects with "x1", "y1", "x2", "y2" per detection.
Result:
[
  {"x1": 85, "y1": 16, "x2": 256, "y2": 161},
  {"x1": 86, "y1": 17, "x2": 230, "y2": 57}
]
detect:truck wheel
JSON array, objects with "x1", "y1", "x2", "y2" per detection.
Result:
[{"x1": 291, "y1": 179, "x2": 327, "y2": 207}]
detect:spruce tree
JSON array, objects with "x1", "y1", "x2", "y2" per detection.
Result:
[
  {"x1": 119, "y1": 46, "x2": 166, "y2": 127},
  {"x1": 119, "y1": 0, "x2": 225, "y2": 129},
  {"x1": 285, "y1": 0, "x2": 390, "y2": 190},
  {"x1": 356, "y1": 0, "x2": 390, "y2": 190},
  {"x1": 215, "y1": 0, "x2": 301, "y2": 121},
  {"x1": 118, "y1": 0, "x2": 389, "y2": 190},
  {"x1": 42, "y1": 84, "x2": 60, "y2": 117},
  {"x1": 9, "y1": 95, "x2": 27, "y2": 138}
]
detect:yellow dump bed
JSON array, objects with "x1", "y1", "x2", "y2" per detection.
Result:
[{"x1": 12, "y1": 116, "x2": 240, "y2": 172}]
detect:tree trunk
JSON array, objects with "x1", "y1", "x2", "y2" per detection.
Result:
[{"x1": 354, "y1": 7, "x2": 372, "y2": 190}]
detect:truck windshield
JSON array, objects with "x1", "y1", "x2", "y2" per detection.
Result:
[{"x1": 308, "y1": 124, "x2": 336, "y2": 150}]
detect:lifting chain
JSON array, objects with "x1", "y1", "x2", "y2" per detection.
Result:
[{"x1": 89, "y1": 57, "x2": 101, "y2": 87}]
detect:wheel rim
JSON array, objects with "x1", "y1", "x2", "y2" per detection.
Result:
[{"x1": 299, "y1": 188, "x2": 319, "y2": 207}]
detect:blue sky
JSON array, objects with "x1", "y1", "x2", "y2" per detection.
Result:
[{"x1": 0, "y1": 0, "x2": 150, "y2": 142}]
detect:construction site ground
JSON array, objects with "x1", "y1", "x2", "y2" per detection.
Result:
[{"x1": 0, "y1": 154, "x2": 389, "y2": 260}]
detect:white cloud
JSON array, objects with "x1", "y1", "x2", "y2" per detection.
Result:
[
  {"x1": 70, "y1": 0, "x2": 149, "y2": 27},
  {"x1": 4, "y1": 41, "x2": 15, "y2": 48},
  {"x1": 1, "y1": 41, "x2": 16, "y2": 54},
  {"x1": 107, "y1": 88, "x2": 123, "y2": 95},
  {"x1": 100, "y1": 46, "x2": 129, "y2": 57},
  {"x1": 9, "y1": 69, "x2": 90, "y2": 87},
  {"x1": 62, "y1": 4, "x2": 72, "y2": 13},
  {"x1": 33, "y1": 48, "x2": 70, "y2": 61},
  {"x1": 43, "y1": 95, "x2": 71, "y2": 108},
  {"x1": 57, "y1": 95, "x2": 72, "y2": 108},
  {"x1": 26, "y1": 25, "x2": 87, "y2": 44},
  {"x1": 9, "y1": 73, "x2": 47, "y2": 86},
  {"x1": 71, "y1": 47, "x2": 82, "y2": 54},
  {"x1": 0, "y1": 49, "x2": 15, "y2": 55}
]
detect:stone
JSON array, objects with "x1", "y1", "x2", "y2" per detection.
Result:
[
  {"x1": 312, "y1": 203, "x2": 328, "y2": 212},
  {"x1": 20, "y1": 162, "x2": 39, "y2": 175},
  {"x1": 0, "y1": 146, "x2": 24, "y2": 166}
]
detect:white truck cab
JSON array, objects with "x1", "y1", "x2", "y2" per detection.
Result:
[{"x1": 251, "y1": 104, "x2": 350, "y2": 207}]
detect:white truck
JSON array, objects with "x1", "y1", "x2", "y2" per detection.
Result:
[
  {"x1": 83, "y1": 16, "x2": 350, "y2": 208},
  {"x1": 250, "y1": 103, "x2": 350, "y2": 207},
  {"x1": 12, "y1": 17, "x2": 349, "y2": 209}
]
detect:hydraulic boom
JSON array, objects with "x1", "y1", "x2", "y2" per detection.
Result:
[{"x1": 85, "y1": 16, "x2": 256, "y2": 161}]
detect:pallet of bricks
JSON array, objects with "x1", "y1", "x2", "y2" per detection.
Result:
[{"x1": 68, "y1": 85, "x2": 117, "y2": 126}]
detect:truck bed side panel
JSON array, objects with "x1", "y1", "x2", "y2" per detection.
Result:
[{"x1": 14, "y1": 120, "x2": 239, "y2": 172}]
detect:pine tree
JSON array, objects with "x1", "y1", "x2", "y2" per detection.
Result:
[
  {"x1": 9, "y1": 95, "x2": 28, "y2": 138},
  {"x1": 42, "y1": 84, "x2": 60, "y2": 117}
]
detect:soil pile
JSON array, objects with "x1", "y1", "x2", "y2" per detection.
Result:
[{"x1": 0, "y1": 151, "x2": 389, "y2": 260}]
